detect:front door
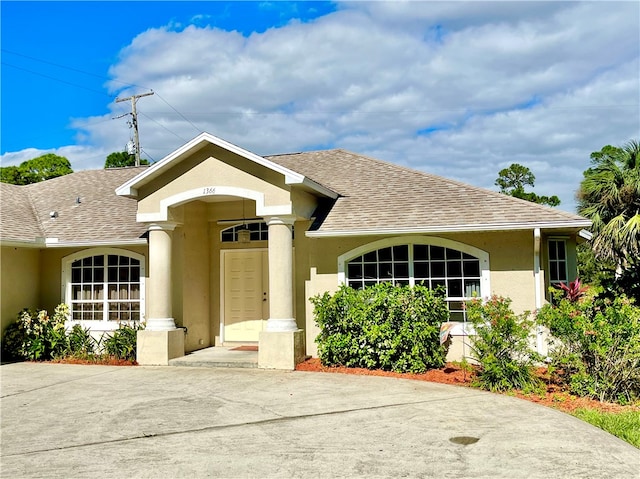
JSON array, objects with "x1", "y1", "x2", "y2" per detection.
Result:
[{"x1": 223, "y1": 250, "x2": 269, "y2": 342}]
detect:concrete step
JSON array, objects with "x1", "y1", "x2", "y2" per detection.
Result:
[{"x1": 168, "y1": 346, "x2": 258, "y2": 369}]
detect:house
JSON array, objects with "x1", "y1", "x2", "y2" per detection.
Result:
[{"x1": 0, "y1": 132, "x2": 591, "y2": 368}]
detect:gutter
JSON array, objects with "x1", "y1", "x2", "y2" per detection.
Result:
[{"x1": 305, "y1": 220, "x2": 592, "y2": 237}]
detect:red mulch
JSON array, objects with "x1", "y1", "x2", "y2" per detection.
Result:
[
  {"x1": 295, "y1": 358, "x2": 639, "y2": 414},
  {"x1": 49, "y1": 357, "x2": 137, "y2": 366}
]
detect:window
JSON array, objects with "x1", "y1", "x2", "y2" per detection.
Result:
[
  {"x1": 346, "y1": 242, "x2": 484, "y2": 321},
  {"x1": 64, "y1": 250, "x2": 145, "y2": 324},
  {"x1": 222, "y1": 222, "x2": 269, "y2": 242},
  {"x1": 221, "y1": 222, "x2": 294, "y2": 242},
  {"x1": 548, "y1": 239, "x2": 568, "y2": 286}
]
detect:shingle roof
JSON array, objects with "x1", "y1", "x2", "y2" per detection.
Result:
[
  {"x1": 266, "y1": 149, "x2": 590, "y2": 234},
  {"x1": 1, "y1": 167, "x2": 148, "y2": 244},
  {"x1": 1, "y1": 148, "x2": 590, "y2": 245},
  {"x1": 0, "y1": 182, "x2": 43, "y2": 242}
]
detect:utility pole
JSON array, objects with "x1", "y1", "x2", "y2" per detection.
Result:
[{"x1": 115, "y1": 91, "x2": 154, "y2": 166}]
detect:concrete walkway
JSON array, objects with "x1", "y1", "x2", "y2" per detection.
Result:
[{"x1": 1, "y1": 362, "x2": 638, "y2": 479}]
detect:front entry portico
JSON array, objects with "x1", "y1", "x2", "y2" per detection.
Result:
[{"x1": 117, "y1": 134, "x2": 330, "y2": 368}]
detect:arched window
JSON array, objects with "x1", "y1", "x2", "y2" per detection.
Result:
[
  {"x1": 62, "y1": 249, "x2": 145, "y2": 327},
  {"x1": 221, "y1": 222, "x2": 269, "y2": 242},
  {"x1": 341, "y1": 238, "x2": 489, "y2": 321},
  {"x1": 220, "y1": 222, "x2": 294, "y2": 243}
]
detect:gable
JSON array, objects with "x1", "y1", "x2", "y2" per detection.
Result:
[{"x1": 136, "y1": 148, "x2": 294, "y2": 220}]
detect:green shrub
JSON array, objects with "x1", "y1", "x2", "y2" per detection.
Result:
[
  {"x1": 1, "y1": 304, "x2": 71, "y2": 361},
  {"x1": 537, "y1": 292, "x2": 640, "y2": 404},
  {"x1": 1, "y1": 320, "x2": 27, "y2": 362},
  {"x1": 1, "y1": 304, "x2": 141, "y2": 364},
  {"x1": 466, "y1": 295, "x2": 543, "y2": 393},
  {"x1": 103, "y1": 323, "x2": 141, "y2": 362},
  {"x1": 311, "y1": 282, "x2": 449, "y2": 373},
  {"x1": 67, "y1": 324, "x2": 97, "y2": 359}
]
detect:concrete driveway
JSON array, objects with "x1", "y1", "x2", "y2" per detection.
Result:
[{"x1": 1, "y1": 362, "x2": 638, "y2": 478}]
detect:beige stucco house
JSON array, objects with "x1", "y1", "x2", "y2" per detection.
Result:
[{"x1": 1, "y1": 132, "x2": 591, "y2": 368}]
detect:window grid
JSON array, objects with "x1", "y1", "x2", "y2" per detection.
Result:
[
  {"x1": 220, "y1": 222, "x2": 294, "y2": 242},
  {"x1": 548, "y1": 239, "x2": 568, "y2": 286},
  {"x1": 347, "y1": 245, "x2": 482, "y2": 321},
  {"x1": 70, "y1": 254, "x2": 141, "y2": 321},
  {"x1": 221, "y1": 222, "x2": 269, "y2": 242}
]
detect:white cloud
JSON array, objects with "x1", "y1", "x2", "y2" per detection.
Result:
[{"x1": 3, "y1": 1, "x2": 638, "y2": 212}]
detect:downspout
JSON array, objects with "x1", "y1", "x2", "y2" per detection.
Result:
[{"x1": 533, "y1": 228, "x2": 544, "y2": 355}]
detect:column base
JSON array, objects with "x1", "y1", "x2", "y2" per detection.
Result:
[
  {"x1": 258, "y1": 329, "x2": 305, "y2": 370},
  {"x1": 265, "y1": 318, "x2": 299, "y2": 332},
  {"x1": 137, "y1": 329, "x2": 185, "y2": 365},
  {"x1": 145, "y1": 317, "x2": 177, "y2": 331}
]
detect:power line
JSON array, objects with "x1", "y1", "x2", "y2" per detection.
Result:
[
  {"x1": 154, "y1": 91, "x2": 203, "y2": 135},
  {"x1": 1, "y1": 48, "x2": 149, "y2": 91},
  {"x1": 138, "y1": 111, "x2": 190, "y2": 143},
  {"x1": 1, "y1": 62, "x2": 114, "y2": 97}
]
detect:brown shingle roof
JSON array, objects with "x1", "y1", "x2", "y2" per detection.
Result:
[
  {"x1": 267, "y1": 149, "x2": 589, "y2": 234},
  {"x1": 0, "y1": 182, "x2": 43, "y2": 242},
  {"x1": 2, "y1": 148, "x2": 589, "y2": 244},
  {"x1": 1, "y1": 167, "x2": 148, "y2": 244}
]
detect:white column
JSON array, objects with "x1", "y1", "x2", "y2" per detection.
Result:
[
  {"x1": 264, "y1": 215, "x2": 297, "y2": 332},
  {"x1": 146, "y1": 222, "x2": 177, "y2": 331},
  {"x1": 533, "y1": 228, "x2": 544, "y2": 354}
]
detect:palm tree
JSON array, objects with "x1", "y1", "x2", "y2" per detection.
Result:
[{"x1": 577, "y1": 140, "x2": 640, "y2": 273}]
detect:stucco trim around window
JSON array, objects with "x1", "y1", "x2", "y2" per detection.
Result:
[{"x1": 61, "y1": 248, "x2": 146, "y2": 331}]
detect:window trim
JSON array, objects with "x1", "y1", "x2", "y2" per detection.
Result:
[
  {"x1": 61, "y1": 248, "x2": 146, "y2": 330},
  {"x1": 548, "y1": 238, "x2": 569, "y2": 287}
]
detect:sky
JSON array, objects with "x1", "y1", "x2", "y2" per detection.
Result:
[{"x1": 1, "y1": 1, "x2": 639, "y2": 213}]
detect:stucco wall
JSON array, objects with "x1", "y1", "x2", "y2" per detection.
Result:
[
  {"x1": 172, "y1": 202, "x2": 211, "y2": 352},
  {"x1": 301, "y1": 230, "x2": 544, "y2": 357},
  {"x1": 137, "y1": 150, "x2": 291, "y2": 216},
  {"x1": 1, "y1": 247, "x2": 40, "y2": 335},
  {"x1": 1, "y1": 244, "x2": 149, "y2": 339}
]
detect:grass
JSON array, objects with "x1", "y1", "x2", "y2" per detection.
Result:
[{"x1": 572, "y1": 409, "x2": 640, "y2": 449}]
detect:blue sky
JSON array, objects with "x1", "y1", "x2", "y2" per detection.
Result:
[
  {"x1": 1, "y1": 1, "x2": 336, "y2": 152},
  {"x1": 2, "y1": 1, "x2": 639, "y2": 212}
]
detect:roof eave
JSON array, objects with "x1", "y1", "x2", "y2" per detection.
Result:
[
  {"x1": 0, "y1": 238, "x2": 46, "y2": 248},
  {"x1": 305, "y1": 220, "x2": 593, "y2": 238},
  {"x1": 42, "y1": 238, "x2": 148, "y2": 248},
  {"x1": 297, "y1": 177, "x2": 339, "y2": 199}
]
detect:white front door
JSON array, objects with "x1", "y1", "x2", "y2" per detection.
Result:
[{"x1": 223, "y1": 250, "x2": 269, "y2": 342}]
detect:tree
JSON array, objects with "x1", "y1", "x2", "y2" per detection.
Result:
[
  {"x1": 104, "y1": 151, "x2": 149, "y2": 168},
  {"x1": 0, "y1": 165, "x2": 25, "y2": 185},
  {"x1": 0, "y1": 154, "x2": 73, "y2": 185},
  {"x1": 495, "y1": 163, "x2": 560, "y2": 206},
  {"x1": 577, "y1": 140, "x2": 640, "y2": 278}
]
